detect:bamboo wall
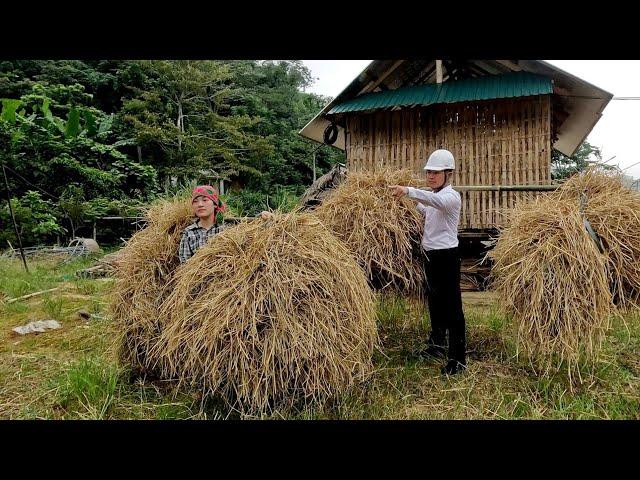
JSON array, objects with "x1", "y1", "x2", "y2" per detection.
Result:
[{"x1": 344, "y1": 96, "x2": 552, "y2": 230}]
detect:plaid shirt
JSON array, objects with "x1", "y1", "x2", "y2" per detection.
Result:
[{"x1": 178, "y1": 220, "x2": 225, "y2": 263}]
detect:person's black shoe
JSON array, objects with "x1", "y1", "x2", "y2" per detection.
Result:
[
  {"x1": 441, "y1": 359, "x2": 466, "y2": 375},
  {"x1": 419, "y1": 344, "x2": 446, "y2": 360}
]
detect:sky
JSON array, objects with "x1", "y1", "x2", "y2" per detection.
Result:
[{"x1": 302, "y1": 60, "x2": 640, "y2": 180}]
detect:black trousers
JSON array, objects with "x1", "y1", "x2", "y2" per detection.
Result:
[{"x1": 423, "y1": 247, "x2": 466, "y2": 364}]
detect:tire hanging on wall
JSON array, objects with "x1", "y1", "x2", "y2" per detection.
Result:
[{"x1": 323, "y1": 123, "x2": 339, "y2": 145}]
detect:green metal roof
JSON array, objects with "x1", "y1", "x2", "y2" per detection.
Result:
[{"x1": 327, "y1": 71, "x2": 553, "y2": 115}]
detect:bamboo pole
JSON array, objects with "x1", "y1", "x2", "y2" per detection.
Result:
[
  {"x1": 2, "y1": 163, "x2": 29, "y2": 273},
  {"x1": 454, "y1": 184, "x2": 559, "y2": 192}
]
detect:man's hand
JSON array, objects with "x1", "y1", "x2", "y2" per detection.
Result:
[
  {"x1": 388, "y1": 185, "x2": 409, "y2": 198},
  {"x1": 259, "y1": 211, "x2": 274, "y2": 220}
]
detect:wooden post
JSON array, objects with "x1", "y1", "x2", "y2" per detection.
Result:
[
  {"x1": 2, "y1": 163, "x2": 29, "y2": 272},
  {"x1": 92, "y1": 221, "x2": 97, "y2": 241},
  {"x1": 436, "y1": 60, "x2": 443, "y2": 84},
  {"x1": 313, "y1": 150, "x2": 317, "y2": 183}
]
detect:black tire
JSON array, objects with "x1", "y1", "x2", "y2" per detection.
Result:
[{"x1": 323, "y1": 123, "x2": 339, "y2": 145}]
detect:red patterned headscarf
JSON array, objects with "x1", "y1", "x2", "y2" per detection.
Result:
[{"x1": 191, "y1": 185, "x2": 227, "y2": 214}]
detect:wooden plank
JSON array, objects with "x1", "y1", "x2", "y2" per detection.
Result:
[
  {"x1": 410, "y1": 110, "x2": 416, "y2": 173},
  {"x1": 531, "y1": 97, "x2": 538, "y2": 185},
  {"x1": 490, "y1": 106, "x2": 495, "y2": 226},
  {"x1": 389, "y1": 112, "x2": 394, "y2": 170},
  {"x1": 351, "y1": 117, "x2": 356, "y2": 171},
  {"x1": 516, "y1": 99, "x2": 522, "y2": 188},
  {"x1": 452, "y1": 108, "x2": 459, "y2": 186},
  {"x1": 350, "y1": 116, "x2": 355, "y2": 171},
  {"x1": 357, "y1": 60, "x2": 404, "y2": 95},
  {"x1": 394, "y1": 111, "x2": 399, "y2": 169},
  {"x1": 402, "y1": 110, "x2": 407, "y2": 171},
  {"x1": 530, "y1": 98, "x2": 535, "y2": 185},
  {"x1": 360, "y1": 116, "x2": 366, "y2": 172},
  {"x1": 522, "y1": 100, "x2": 535, "y2": 184},
  {"x1": 531, "y1": 98, "x2": 536, "y2": 184},
  {"x1": 455, "y1": 185, "x2": 559, "y2": 191},
  {"x1": 359, "y1": 116, "x2": 364, "y2": 172},
  {"x1": 474, "y1": 105, "x2": 480, "y2": 229},
  {"x1": 399, "y1": 110, "x2": 404, "y2": 170},
  {"x1": 413, "y1": 110, "x2": 417, "y2": 173},
  {"x1": 357, "y1": 116, "x2": 363, "y2": 172},
  {"x1": 481, "y1": 105, "x2": 487, "y2": 228},
  {"x1": 369, "y1": 114, "x2": 375, "y2": 172},
  {"x1": 371, "y1": 113, "x2": 377, "y2": 171},
  {"x1": 500, "y1": 102, "x2": 507, "y2": 225},
  {"x1": 508, "y1": 100, "x2": 514, "y2": 212},
  {"x1": 377, "y1": 112, "x2": 383, "y2": 170},
  {"x1": 458, "y1": 107, "x2": 465, "y2": 227},
  {"x1": 545, "y1": 95, "x2": 551, "y2": 181},
  {"x1": 7, "y1": 287, "x2": 60, "y2": 304},
  {"x1": 400, "y1": 111, "x2": 405, "y2": 170},
  {"x1": 382, "y1": 113, "x2": 394, "y2": 167}
]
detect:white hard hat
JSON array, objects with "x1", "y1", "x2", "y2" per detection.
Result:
[{"x1": 424, "y1": 149, "x2": 455, "y2": 171}]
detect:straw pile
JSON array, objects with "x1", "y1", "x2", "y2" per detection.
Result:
[
  {"x1": 490, "y1": 194, "x2": 613, "y2": 376},
  {"x1": 557, "y1": 169, "x2": 640, "y2": 309},
  {"x1": 111, "y1": 197, "x2": 193, "y2": 376},
  {"x1": 490, "y1": 168, "x2": 640, "y2": 376},
  {"x1": 151, "y1": 212, "x2": 378, "y2": 414},
  {"x1": 314, "y1": 168, "x2": 426, "y2": 296}
]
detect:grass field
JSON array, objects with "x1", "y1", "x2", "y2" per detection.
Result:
[{"x1": 1, "y1": 254, "x2": 639, "y2": 420}]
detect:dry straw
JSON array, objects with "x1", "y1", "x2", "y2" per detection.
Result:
[
  {"x1": 314, "y1": 168, "x2": 426, "y2": 297},
  {"x1": 490, "y1": 193, "x2": 613, "y2": 380},
  {"x1": 557, "y1": 168, "x2": 640, "y2": 310},
  {"x1": 111, "y1": 196, "x2": 193, "y2": 376},
  {"x1": 151, "y1": 212, "x2": 378, "y2": 414},
  {"x1": 490, "y1": 167, "x2": 640, "y2": 379}
]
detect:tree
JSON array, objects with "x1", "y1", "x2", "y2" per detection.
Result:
[
  {"x1": 0, "y1": 191, "x2": 65, "y2": 247},
  {"x1": 0, "y1": 85, "x2": 157, "y2": 201},
  {"x1": 0, "y1": 59, "x2": 348, "y2": 247},
  {"x1": 224, "y1": 60, "x2": 344, "y2": 193},
  {"x1": 120, "y1": 61, "x2": 272, "y2": 188},
  {"x1": 551, "y1": 141, "x2": 611, "y2": 180}
]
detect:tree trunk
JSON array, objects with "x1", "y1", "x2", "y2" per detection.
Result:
[{"x1": 177, "y1": 101, "x2": 184, "y2": 151}]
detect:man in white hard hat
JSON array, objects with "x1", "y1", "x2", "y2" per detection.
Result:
[{"x1": 389, "y1": 149, "x2": 467, "y2": 375}]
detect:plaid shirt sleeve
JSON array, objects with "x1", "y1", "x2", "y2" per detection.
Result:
[{"x1": 178, "y1": 229, "x2": 194, "y2": 264}]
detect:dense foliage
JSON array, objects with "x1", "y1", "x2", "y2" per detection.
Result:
[{"x1": 0, "y1": 60, "x2": 343, "y2": 247}]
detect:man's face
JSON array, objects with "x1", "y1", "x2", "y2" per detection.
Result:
[
  {"x1": 426, "y1": 170, "x2": 445, "y2": 189},
  {"x1": 192, "y1": 195, "x2": 215, "y2": 219}
]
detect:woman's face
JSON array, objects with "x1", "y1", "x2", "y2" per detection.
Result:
[
  {"x1": 192, "y1": 195, "x2": 215, "y2": 219},
  {"x1": 426, "y1": 170, "x2": 446, "y2": 189}
]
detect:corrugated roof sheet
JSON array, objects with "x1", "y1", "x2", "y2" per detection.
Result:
[{"x1": 328, "y1": 71, "x2": 553, "y2": 115}]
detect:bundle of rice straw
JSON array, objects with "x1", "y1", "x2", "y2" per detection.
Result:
[
  {"x1": 153, "y1": 212, "x2": 378, "y2": 414},
  {"x1": 556, "y1": 168, "x2": 640, "y2": 310},
  {"x1": 490, "y1": 194, "x2": 613, "y2": 378},
  {"x1": 111, "y1": 197, "x2": 193, "y2": 376},
  {"x1": 314, "y1": 168, "x2": 426, "y2": 297}
]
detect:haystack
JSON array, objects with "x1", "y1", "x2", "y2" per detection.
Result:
[
  {"x1": 153, "y1": 212, "x2": 378, "y2": 414},
  {"x1": 314, "y1": 168, "x2": 426, "y2": 296},
  {"x1": 557, "y1": 169, "x2": 640, "y2": 309},
  {"x1": 111, "y1": 196, "x2": 193, "y2": 376},
  {"x1": 490, "y1": 194, "x2": 613, "y2": 377}
]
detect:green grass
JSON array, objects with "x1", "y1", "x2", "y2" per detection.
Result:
[
  {"x1": 42, "y1": 296, "x2": 65, "y2": 321},
  {"x1": 53, "y1": 357, "x2": 120, "y2": 419},
  {"x1": 0, "y1": 255, "x2": 99, "y2": 300},
  {"x1": 1, "y1": 255, "x2": 639, "y2": 420}
]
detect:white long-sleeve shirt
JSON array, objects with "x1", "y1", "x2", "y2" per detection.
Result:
[{"x1": 406, "y1": 185, "x2": 460, "y2": 251}]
